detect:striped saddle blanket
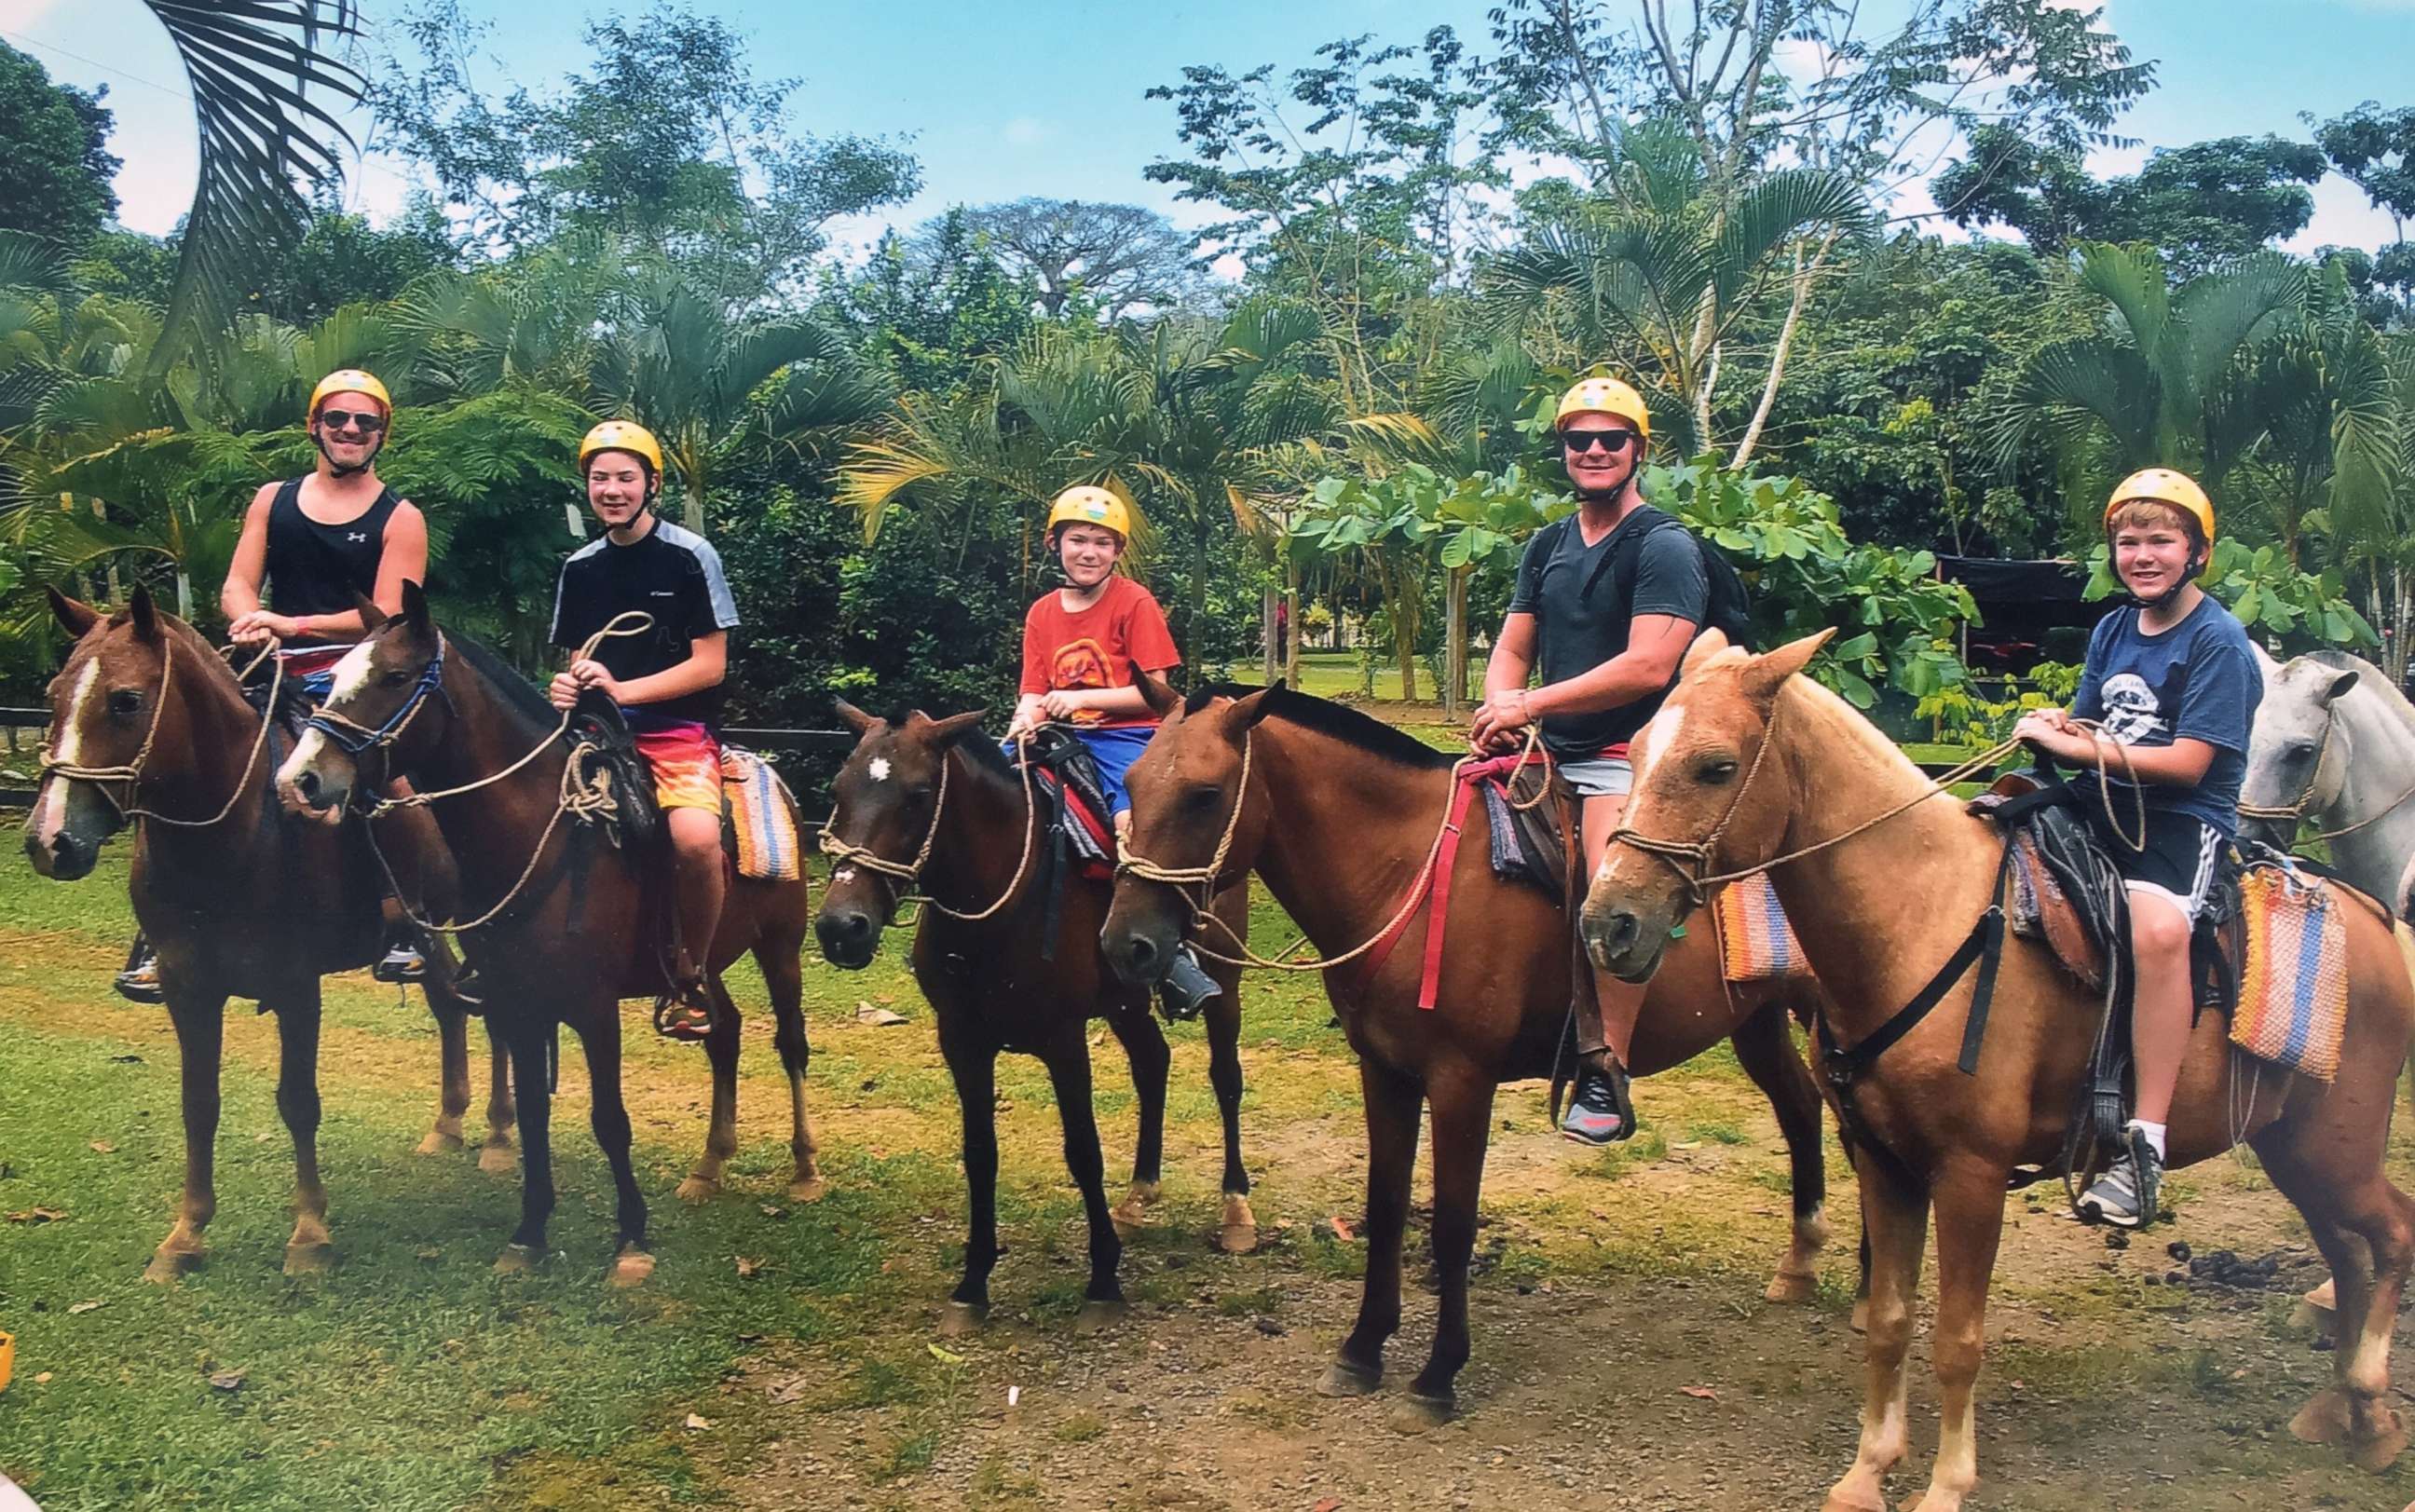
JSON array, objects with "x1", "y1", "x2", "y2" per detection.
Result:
[
  {"x1": 1712, "y1": 873, "x2": 1812, "y2": 982},
  {"x1": 720, "y1": 747, "x2": 801, "y2": 882},
  {"x1": 2231, "y1": 864, "x2": 2350, "y2": 1083}
]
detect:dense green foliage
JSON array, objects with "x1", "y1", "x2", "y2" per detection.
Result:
[
  {"x1": 4, "y1": 1, "x2": 2412, "y2": 724},
  {"x1": 0, "y1": 48, "x2": 119, "y2": 250}
]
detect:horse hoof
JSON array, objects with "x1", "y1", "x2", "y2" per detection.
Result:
[
  {"x1": 2291, "y1": 1386, "x2": 2354, "y2": 1447},
  {"x1": 1764, "y1": 1269, "x2": 1818, "y2": 1305},
  {"x1": 416, "y1": 1128, "x2": 466, "y2": 1155},
  {"x1": 283, "y1": 1241, "x2": 334, "y2": 1276},
  {"x1": 2292, "y1": 1280, "x2": 2340, "y2": 1334},
  {"x1": 1073, "y1": 1299, "x2": 1127, "y2": 1335},
  {"x1": 1317, "y1": 1360, "x2": 1383, "y2": 1397},
  {"x1": 143, "y1": 1247, "x2": 203, "y2": 1285},
  {"x1": 787, "y1": 1175, "x2": 830, "y2": 1204},
  {"x1": 477, "y1": 1142, "x2": 516, "y2": 1177},
  {"x1": 494, "y1": 1243, "x2": 542, "y2": 1275},
  {"x1": 1387, "y1": 1393, "x2": 1453, "y2": 1435},
  {"x1": 937, "y1": 1301, "x2": 988, "y2": 1339},
  {"x1": 1849, "y1": 1298, "x2": 1870, "y2": 1334},
  {"x1": 1819, "y1": 1487, "x2": 1888, "y2": 1512},
  {"x1": 1110, "y1": 1212, "x2": 1147, "y2": 1243},
  {"x1": 1219, "y1": 1221, "x2": 1262, "y2": 1255},
  {"x1": 607, "y1": 1246, "x2": 656, "y2": 1289},
  {"x1": 674, "y1": 1176, "x2": 720, "y2": 1206}
]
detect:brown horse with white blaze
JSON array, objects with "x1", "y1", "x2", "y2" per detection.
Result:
[
  {"x1": 21, "y1": 588, "x2": 503, "y2": 1280},
  {"x1": 1099, "y1": 674, "x2": 1846, "y2": 1430},
  {"x1": 812, "y1": 704, "x2": 1256, "y2": 1336},
  {"x1": 276, "y1": 584, "x2": 825, "y2": 1283},
  {"x1": 1583, "y1": 632, "x2": 2415, "y2": 1511}
]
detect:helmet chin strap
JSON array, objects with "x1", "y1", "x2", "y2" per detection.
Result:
[
  {"x1": 2123, "y1": 542, "x2": 2204, "y2": 611},
  {"x1": 314, "y1": 428, "x2": 384, "y2": 479}
]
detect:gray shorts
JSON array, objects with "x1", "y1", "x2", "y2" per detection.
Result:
[{"x1": 1558, "y1": 755, "x2": 1633, "y2": 798}]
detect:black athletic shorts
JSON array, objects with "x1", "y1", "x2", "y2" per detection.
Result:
[{"x1": 2081, "y1": 801, "x2": 2224, "y2": 923}]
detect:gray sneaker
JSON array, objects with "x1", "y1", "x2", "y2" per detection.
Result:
[
  {"x1": 2079, "y1": 1126, "x2": 2163, "y2": 1229},
  {"x1": 1560, "y1": 1066, "x2": 1632, "y2": 1145}
]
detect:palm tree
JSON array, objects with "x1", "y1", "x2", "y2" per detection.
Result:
[
  {"x1": 1990, "y1": 243, "x2": 2308, "y2": 528},
  {"x1": 133, "y1": 1, "x2": 367, "y2": 372}
]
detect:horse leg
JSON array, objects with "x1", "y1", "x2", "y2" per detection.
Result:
[
  {"x1": 1040, "y1": 1022, "x2": 1126, "y2": 1332},
  {"x1": 757, "y1": 934, "x2": 826, "y2": 1202},
  {"x1": 937, "y1": 1015, "x2": 1001, "y2": 1336},
  {"x1": 1399, "y1": 1069, "x2": 1497, "y2": 1432},
  {"x1": 1320, "y1": 1056, "x2": 1422, "y2": 1398},
  {"x1": 1105, "y1": 1009, "x2": 1169, "y2": 1240},
  {"x1": 567, "y1": 999, "x2": 653, "y2": 1287},
  {"x1": 1202, "y1": 972, "x2": 1257, "y2": 1253},
  {"x1": 1822, "y1": 1151, "x2": 1929, "y2": 1512},
  {"x1": 2257, "y1": 1115, "x2": 2415, "y2": 1471},
  {"x1": 675, "y1": 976, "x2": 744, "y2": 1204},
  {"x1": 494, "y1": 1015, "x2": 556, "y2": 1274},
  {"x1": 269, "y1": 981, "x2": 334, "y2": 1274},
  {"x1": 1906, "y1": 1160, "x2": 2009, "y2": 1512},
  {"x1": 478, "y1": 1014, "x2": 517, "y2": 1175},
  {"x1": 418, "y1": 981, "x2": 471, "y2": 1155},
  {"x1": 1730, "y1": 1001, "x2": 1829, "y2": 1303},
  {"x1": 146, "y1": 983, "x2": 226, "y2": 1283}
]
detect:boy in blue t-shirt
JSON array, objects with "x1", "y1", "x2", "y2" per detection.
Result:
[{"x1": 2012, "y1": 468, "x2": 2261, "y2": 1229}]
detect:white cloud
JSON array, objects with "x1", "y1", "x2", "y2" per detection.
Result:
[
  {"x1": 1003, "y1": 116, "x2": 1051, "y2": 148},
  {"x1": 2286, "y1": 172, "x2": 2403, "y2": 255}
]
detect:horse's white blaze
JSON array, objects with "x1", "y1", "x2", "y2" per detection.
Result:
[
  {"x1": 53, "y1": 660, "x2": 99, "y2": 766},
  {"x1": 833, "y1": 866, "x2": 856, "y2": 885},
  {"x1": 280, "y1": 727, "x2": 330, "y2": 787},
  {"x1": 1601, "y1": 704, "x2": 1685, "y2": 877},
  {"x1": 867, "y1": 757, "x2": 892, "y2": 783},
  {"x1": 323, "y1": 638, "x2": 382, "y2": 705}
]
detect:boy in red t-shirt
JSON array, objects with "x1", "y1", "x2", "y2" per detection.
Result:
[{"x1": 1005, "y1": 484, "x2": 1220, "y2": 1015}]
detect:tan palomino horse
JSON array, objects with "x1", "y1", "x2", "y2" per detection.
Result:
[{"x1": 1583, "y1": 631, "x2": 2415, "y2": 1511}]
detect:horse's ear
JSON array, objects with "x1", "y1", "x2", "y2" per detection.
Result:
[
  {"x1": 2324, "y1": 668, "x2": 2360, "y2": 703},
  {"x1": 1135, "y1": 664, "x2": 1180, "y2": 718},
  {"x1": 1228, "y1": 687, "x2": 1277, "y2": 731},
  {"x1": 128, "y1": 585, "x2": 159, "y2": 641},
  {"x1": 1680, "y1": 626, "x2": 1731, "y2": 677},
  {"x1": 925, "y1": 708, "x2": 989, "y2": 746},
  {"x1": 834, "y1": 700, "x2": 879, "y2": 734},
  {"x1": 1739, "y1": 629, "x2": 1834, "y2": 704},
  {"x1": 48, "y1": 586, "x2": 99, "y2": 637},
  {"x1": 400, "y1": 579, "x2": 430, "y2": 628},
  {"x1": 354, "y1": 591, "x2": 388, "y2": 633}
]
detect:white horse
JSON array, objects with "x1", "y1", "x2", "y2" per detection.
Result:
[{"x1": 2243, "y1": 643, "x2": 2415, "y2": 1328}]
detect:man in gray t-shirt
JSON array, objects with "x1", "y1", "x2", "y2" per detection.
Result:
[{"x1": 1469, "y1": 376, "x2": 1706, "y2": 1144}]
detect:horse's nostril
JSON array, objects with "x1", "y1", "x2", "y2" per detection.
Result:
[
  {"x1": 294, "y1": 770, "x2": 321, "y2": 801},
  {"x1": 1126, "y1": 934, "x2": 1160, "y2": 970}
]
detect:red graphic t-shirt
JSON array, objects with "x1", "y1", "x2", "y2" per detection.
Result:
[{"x1": 1019, "y1": 575, "x2": 1181, "y2": 729}]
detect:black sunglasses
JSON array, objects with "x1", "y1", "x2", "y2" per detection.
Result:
[
  {"x1": 318, "y1": 408, "x2": 387, "y2": 434},
  {"x1": 1562, "y1": 429, "x2": 1638, "y2": 455}
]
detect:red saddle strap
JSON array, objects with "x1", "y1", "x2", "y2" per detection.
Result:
[{"x1": 1355, "y1": 772, "x2": 1489, "y2": 1010}]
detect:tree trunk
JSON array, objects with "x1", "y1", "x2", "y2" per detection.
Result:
[
  {"x1": 1284, "y1": 559, "x2": 1302, "y2": 691},
  {"x1": 1262, "y1": 586, "x2": 1279, "y2": 685},
  {"x1": 1442, "y1": 567, "x2": 1469, "y2": 718},
  {"x1": 1730, "y1": 233, "x2": 1833, "y2": 471}
]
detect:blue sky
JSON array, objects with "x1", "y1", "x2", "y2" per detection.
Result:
[{"x1": 7, "y1": 0, "x2": 2412, "y2": 257}]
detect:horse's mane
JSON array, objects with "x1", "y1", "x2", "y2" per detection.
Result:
[
  {"x1": 2299, "y1": 647, "x2": 2415, "y2": 729},
  {"x1": 1187, "y1": 682, "x2": 1454, "y2": 772},
  {"x1": 443, "y1": 628, "x2": 561, "y2": 733}
]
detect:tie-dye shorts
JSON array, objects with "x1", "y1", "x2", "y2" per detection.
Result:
[{"x1": 629, "y1": 717, "x2": 724, "y2": 813}]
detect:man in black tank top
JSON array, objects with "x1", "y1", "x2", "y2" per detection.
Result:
[{"x1": 116, "y1": 372, "x2": 438, "y2": 1002}]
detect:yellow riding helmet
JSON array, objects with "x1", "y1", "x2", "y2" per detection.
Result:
[
  {"x1": 309, "y1": 369, "x2": 391, "y2": 422},
  {"x1": 1046, "y1": 484, "x2": 1131, "y2": 541},
  {"x1": 579, "y1": 420, "x2": 665, "y2": 477},
  {"x1": 1554, "y1": 376, "x2": 1651, "y2": 441},
  {"x1": 2104, "y1": 468, "x2": 2215, "y2": 544}
]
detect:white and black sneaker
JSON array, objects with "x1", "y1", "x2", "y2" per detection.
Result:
[{"x1": 2078, "y1": 1124, "x2": 2163, "y2": 1229}]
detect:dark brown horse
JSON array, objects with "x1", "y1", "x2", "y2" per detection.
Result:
[
  {"x1": 813, "y1": 705, "x2": 1254, "y2": 1335},
  {"x1": 22, "y1": 588, "x2": 504, "y2": 1280},
  {"x1": 1584, "y1": 633, "x2": 2415, "y2": 1510},
  {"x1": 1099, "y1": 677, "x2": 1841, "y2": 1428},
  {"x1": 276, "y1": 583, "x2": 824, "y2": 1283}
]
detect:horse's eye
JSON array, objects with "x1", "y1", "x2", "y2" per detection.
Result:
[
  {"x1": 1697, "y1": 757, "x2": 1740, "y2": 784},
  {"x1": 380, "y1": 668, "x2": 411, "y2": 688},
  {"x1": 1180, "y1": 785, "x2": 1224, "y2": 813},
  {"x1": 107, "y1": 688, "x2": 143, "y2": 716},
  {"x1": 2289, "y1": 740, "x2": 2319, "y2": 760}
]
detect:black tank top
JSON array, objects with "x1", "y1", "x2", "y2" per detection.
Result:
[{"x1": 262, "y1": 476, "x2": 401, "y2": 642}]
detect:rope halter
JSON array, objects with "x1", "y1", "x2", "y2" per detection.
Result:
[
  {"x1": 816, "y1": 737, "x2": 1041, "y2": 924},
  {"x1": 39, "y1": 634, "x2": 286, "y2": 829},
  {"x1": 304, "y1": 640, "x2": 451, "y2": 757}
]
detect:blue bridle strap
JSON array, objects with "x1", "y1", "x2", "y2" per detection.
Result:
[{"x1": 305, "y1": 639, "x2": 451, "y2": 756}]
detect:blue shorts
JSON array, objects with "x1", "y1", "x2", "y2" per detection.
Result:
[{"x1": 1004, "y1": 725, "x2": 1155, "y2": 818}]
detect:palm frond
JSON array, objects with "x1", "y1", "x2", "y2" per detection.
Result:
[{"x1": 1708, "y1": 170, "x2": 1872, "y2": 315}]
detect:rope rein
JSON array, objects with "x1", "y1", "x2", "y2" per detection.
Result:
[
  {"x1": 1116, "y1": 725, "x2": 1550, "y2": 974},
  {"x1": 39, "y1": 636, "x2": 285, "y2": 830},
  {"x1": 814, "y1": 737, "x2": 1044, "y2": 924}
]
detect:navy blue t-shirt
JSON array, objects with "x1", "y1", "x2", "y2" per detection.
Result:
[{"x1": 2070, "y1": 595, "x2": 2261, "y2": 836}]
